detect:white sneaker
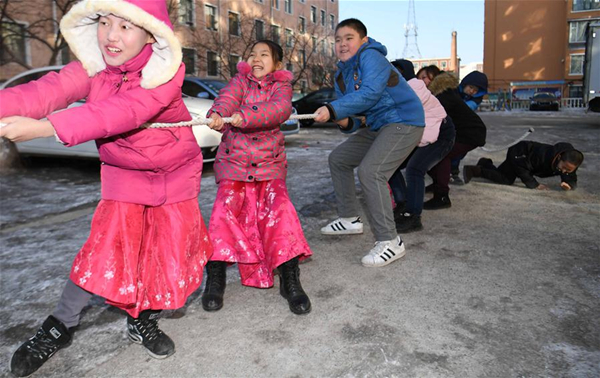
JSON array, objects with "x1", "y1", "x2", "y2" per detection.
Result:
[
  {"x1": 320, "y1": 217, "x2": 363, "y2": 235},
  {"x1": 361, "y1": 237, "x2": 406, "y2": 267}
]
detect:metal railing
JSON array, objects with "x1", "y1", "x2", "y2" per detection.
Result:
[{"x1": 479, "y1": 98, "x2": 586, "y2": 111}]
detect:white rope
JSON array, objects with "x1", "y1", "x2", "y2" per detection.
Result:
[
  {"x1": 479, "y1": 127, "x2": 535, "y2": 152},
  {"x1": 145, "y1": 113, "x2": 317, "y2": 128}
]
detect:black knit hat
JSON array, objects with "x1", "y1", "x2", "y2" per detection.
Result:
[{"x1": 391, "y1": 59, "x2": 416, "y2": 81}]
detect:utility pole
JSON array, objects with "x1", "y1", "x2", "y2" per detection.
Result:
[{"x1": 402, "y1": 0, "x2": 422, "y2": 59}]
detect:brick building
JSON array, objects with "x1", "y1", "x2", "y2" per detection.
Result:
[{"x1": 483, "y1": 0, "x2": 600, "y2": 99}]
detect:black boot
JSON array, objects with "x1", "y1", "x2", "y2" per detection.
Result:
[
  {"x1": 463, "y1": 165, "x2": 482, "y2": 184},
  {"x1": 393, "y1": 201, "x2": 407, "y2": 222},
  {"x1": 127, "y1": 310, "x2": 175, "y2": 359},
  {"x1": 395, "y1": 212, "x2": 424, "y2": 233},
  {"x1": 10, "y1": 316, "x2": 72, "y2": 377},
  {"x1": 423, "y1": 194, "x2": 452, "y2": 210},
  {"x1": 279, "y1": 257, "x2": 311, "y2": 315},
  {"x1": 201, "y1": 261, "x2": 227, "y2": 312}
]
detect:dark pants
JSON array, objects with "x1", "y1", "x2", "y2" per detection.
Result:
[
  {"x1": 390, "y1": 118, "x2": 456, "y2": 215},
  {"x1": 428, "y1": 142, "x2": 477, "y2": 195},
  {"x1": 478, "y1": 158, "x2": 518, "y2": 185}
]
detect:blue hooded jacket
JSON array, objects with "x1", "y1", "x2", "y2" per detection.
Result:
[
  {"x1": 459, "y1": 71, "x2": 488, "y2": 111},
  {"x1": 328, "y1": 38, "x2": 424, "y2": 133}
]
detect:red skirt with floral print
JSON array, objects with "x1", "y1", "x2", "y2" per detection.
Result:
[{"x1": 70, "y1": 199, "x2": 212, "y2": 317}]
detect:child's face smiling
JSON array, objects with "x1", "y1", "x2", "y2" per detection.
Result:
[
  {"x1": 97, "y1": 14, "x2": 154, "y2": 67},
  {"x1": 247, "y1": 43, "x2": 280, "y2": 79},
  {"x1": 335, "y1": 26, "x2": 368, "y2": 62}
]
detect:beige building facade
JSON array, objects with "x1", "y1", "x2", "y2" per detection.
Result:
[{"x1": 483, "y1": 0, "x2": 600, "y2": 99}]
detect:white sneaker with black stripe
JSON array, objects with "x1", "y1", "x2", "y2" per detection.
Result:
[
  {"x1": 320, "y1": 217, "x2": 363, "y2": 235},
  {"x1": 361, "y1": 236, "x2": 406, "y2": 267}
]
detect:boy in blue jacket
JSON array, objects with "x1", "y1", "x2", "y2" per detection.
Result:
[{"x1": 314, "y1": 18, "x2": 425, "y2": 268}]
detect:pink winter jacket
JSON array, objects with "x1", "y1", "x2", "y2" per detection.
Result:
[
  {"x1": 407, "y1": 78, "x2": 447, "y2": 147},
  {"x1": 208, "y1": 62, "x2": 293, "y2": 184},
  {"x1": 0, "y1": 46, "x2": 202, "y2": 206}
]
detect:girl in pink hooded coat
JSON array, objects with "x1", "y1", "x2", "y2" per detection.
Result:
[
  {"x1": 202, "y1": 40, "x2": 312, "y2": 316},
  {"x1": 0, "y1": 1, "x2": 212, "y2": 375}
]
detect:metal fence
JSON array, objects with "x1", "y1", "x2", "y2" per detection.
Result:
[{"x1": 479, "y1": 98, "x2": 586, "y2": 111}]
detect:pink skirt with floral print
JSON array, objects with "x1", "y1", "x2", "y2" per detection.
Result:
[
  {"x1": 70, "y1": 199, "x2": 212, "y2": 317},
  {"x1": 209, "y1": 179, "x2": 312, "y2": 288}
]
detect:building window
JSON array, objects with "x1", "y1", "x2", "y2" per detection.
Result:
[
  {"x1": 0, "y1": 20, "x2": 28, "y2": 65},
  {"x1": 330, "y1": 41, "x2": 335, "y2": 57},
  {"x1": 286, "y1": 62, "x2": 293, "y2": 72},
  {"x1": 229, "y1": 12, "x2": 240, "y2": 36},
  {"x1": 330, "y1": 14, "x2": 335, "y2": 30},
  {"x1": 207, "y1": 51, "x2": 219, "y2": 76},
  {"x1": 569, "y1": 54, "x2": 584, "y2": 75},
  {"x1": 272, "y1": 0, "x2": 279, "y2": 10},
  {"x1": 298, "y1": 49, "x2": 306, "y2": 68},
  {"x1": 271, "y1": 25, "x2": 281, "y2": 45},
  {"x1": 300, "y1": 79, "x2": 308, "y2": 93},
  {"x1": 320, "y1": 10, "x2": 325, "y2": 26},
  {"x1": 569, "y1": 85, "x2": 583, "y2": 98},
  {"x1": 178, "y1": 0, "x2": 195, "y2": 26},
  {"x1": 441, "y1": 61, "x2": 447, "y2": 70},
  {"x1": 284, "y1": 0, "x2": 292, "y2": 14},
  {"x1": 572, "y1": 0, "x2": 600, "y2": 11},
  {"x1": 255, "y1": 20, "x2": 265, "y2": 40},
  {"x1": 205, "y1": 5, "x2": 217, "y2": 31},
  {"x1": 285, "y1": 28, "x2": 293, "y2": 47},
  {"x1": 312, "y1": 36, "x2": 317, "y2": 52},
  {"x1": 182, "y1": 48, "x2": 197, "y2": 75},
  {"x1": 569, "y1": 21, "x2": 588, "y2": 43},
  {"x1": 255, "y1": 0, "x2": 264, "y2": 3},
  {"x1": 321, "y1": 40, "x2": 327, "y2": 55},
  {"x1": 229, "y1": 54, "x2": 241, "y2": 76},
  {"x1": 300, "y1": 0, "x2": 306, "y2": 3},
  {"x1": 298, "y1": 17, "x2": 306, "y2": 34},
  {"x1": 310, "y1": 6, "x2": 317, "y2": 23}
]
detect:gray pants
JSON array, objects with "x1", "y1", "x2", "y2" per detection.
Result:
[
  {"x1": 52, "y1": 279, "x2": 93, "y2": 328},
  {"x1": 328, "y1": 124, "x2": 423, "y2": 241}
]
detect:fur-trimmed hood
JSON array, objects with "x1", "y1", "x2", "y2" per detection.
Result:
[
  {"x1": 60, "y1": 0, "x2": 182, "y2": 89},
  {"x1": 428, "y1": 72, "x2": 459, "y2": 96},
  {"x1": 236, "y1": 61, "x2": 293, "y2": 83}
]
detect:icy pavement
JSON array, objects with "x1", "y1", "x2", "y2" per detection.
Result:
[{"x1": 0, "y1": 113, "x2": 599, "y2": 377}]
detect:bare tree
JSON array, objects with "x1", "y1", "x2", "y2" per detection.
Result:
[
  {"x1": 183, "y1": 8, "x2": 337, "y2": 91},
  {"x1": 1, "y1": 0, "x2": 78, "y2": 69}
]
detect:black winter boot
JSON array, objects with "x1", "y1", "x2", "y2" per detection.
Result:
[
  {"x1": 463, "y1": 165, "x2": 482, "y2": 184},
  {"x1": 423, "y1": 194, "x2": 452, "y2": 210},
  {"x1": 279, "y1": 257, "x2": 311, "y2": 315},
  {"x1": 395, "y1": 212, "x2": 424, "y2": 233},
  {"x1": 393, "y1": 201, "x2": 407, "y2": 222},
  {"x1": 127, "y1": 310, "x2": 175, "y2": 359},
  {"x1": 201, "y1": 261, "x2": 227, "y2": 312},
  {"x1": 10, "y1": 316, "x2": 72, "y2": 377}
]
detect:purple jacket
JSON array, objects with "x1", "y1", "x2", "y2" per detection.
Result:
[
  {"x1": 208, "y1": 62, "x2": 293, "y2": 184},
  {"x1": 0, "y1": 48, "x2": 202, "y2": 206}
]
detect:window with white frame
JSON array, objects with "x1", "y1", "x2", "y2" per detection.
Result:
[
  {"x1": 229, "y1": 54, "x2": 241, "y2": 76},
  {"x1": 205, "y1": 5, "x2": 217, "y2": 31},
  {"x1": 229, "y1": 11, "x2": 240, "y2": 36},
  {"x1": 272, "y1": 0, "x2": 279, "y2": 10},
  {"x1": 569, "y1": 21, "x2": 589, "y2": 43},
  {"x1": 298, "y1": 16, "x2": 306, "y2": 34},
  {"x1": 330, "y1": 14, "x2": 335, "y2": 29},
  {"x1": 569, "y1": 54, "x2": 584, "y2": 75},
  {"x1": 572, "y1": 0, "x2": 600, "y2": 11},
  {"x1": 178, "y1": 0, "x2": 195, "y2": 26},
  {"x1": 255, "y1": 20, "x2": 265, "y2": 40},
  {"x1": 207, "y1": 51, "x2": 219, "y2": 76},
  {"x1": 285, "y1": 28, "x2": 293, "y2": 47},
  {"x1": 271, "y1": 24, "x2": 281, "y2": 45},
  {"x1": 1, "y1": 20, "x2": 28, "y2": 65},
  {"x1": 441, "y1": 61, "x2": 447, "y2": 70},
  {"x1": 312, "y1": 36, "x2": 317, "y2": 52},
  {"x1": 320, "y1": 10, "x2": 325, "y2": 26},
  {"x1": 285, "y1": 0, "x2": 292, "y2": 14},
  {"x1": 310, "y1": 6, "x2": 317, "y2": 23},
  {"x1": 182, "y1": 48, "x2": 197, "y2": 75},
  {"x1": 330, "y1": 41, "x2": 335, "y2": 57},
  {"x1": 321, "y1": 40, "x2": 327, "y2": 55}
]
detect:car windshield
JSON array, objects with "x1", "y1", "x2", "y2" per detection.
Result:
[
  {"x1": 201, "y1": 79, "x2": 227, "y2": 94},
  {"x1": 534, "y1": 93, "x2": 555, "y2": 100}
]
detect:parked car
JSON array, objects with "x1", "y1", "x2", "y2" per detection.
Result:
[
  {"x1": 0, "y1": 67, "x2": 221, "y2": 162},
  {"x1": 183, "y1": 76, "x2": 300, "y2": 135},
  {"x1": 292, "y1": 87, "x2": 337, "y2": 126},
  {"x1": 529, "y1": 92, "x2": 559, "y2": 111}
]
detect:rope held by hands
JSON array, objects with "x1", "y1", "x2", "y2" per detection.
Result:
[
  {"x1": 479, "y1": 127, "x2": 535, "y2": 152},
  {"x1": 146, "y1": 113, "x2": 318, "y2": 128}
]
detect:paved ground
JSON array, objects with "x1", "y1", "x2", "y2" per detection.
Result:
[{"x1": 0, "y1": 110, "x2": 599, "y2": 377}]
